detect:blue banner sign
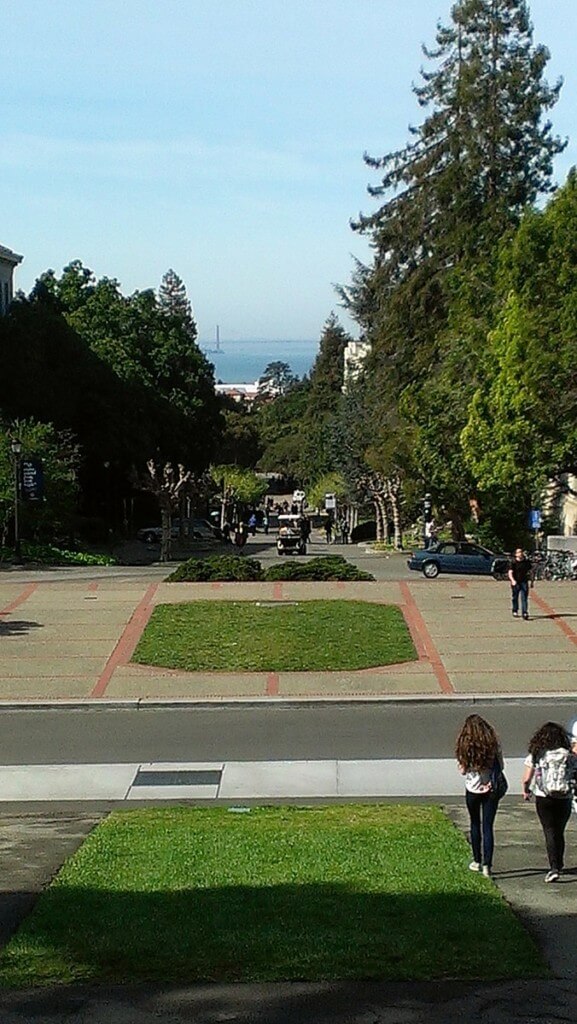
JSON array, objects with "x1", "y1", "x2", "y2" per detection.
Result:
[
  {"x1": 529, "y1": 509, "x2": 542, "y2": 530},
  {"x1": 20, "y1": 458, "x2": 45, "y2": 501}
]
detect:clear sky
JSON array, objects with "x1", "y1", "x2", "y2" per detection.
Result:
[{"x1": 2, "y1": 0, "x2": 576, "y2": 342}]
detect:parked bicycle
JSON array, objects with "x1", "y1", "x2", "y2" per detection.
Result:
[{"x1": 531, "y1": 550, "x2": 577, "y2": 581}]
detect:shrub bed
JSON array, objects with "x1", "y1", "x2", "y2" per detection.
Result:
[
  {"x1": 166, "y1": 554, "x2": 374, "y2": 583},
  {"x1": 265, "y1": 555, "x2": 374, "y2": 582},
  {"x1": 0, "y1": 543, "x2": 115, "y2": 566},
  {"x1": 167, "y1": 554, "x2": 264, "y2": 582}
]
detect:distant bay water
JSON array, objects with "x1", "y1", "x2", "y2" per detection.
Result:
[{"x1": 201, "y1": 339, "x2": 319, "y2": 384}]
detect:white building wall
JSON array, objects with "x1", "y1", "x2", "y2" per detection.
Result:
[
  {"x1": 342, "y1": 340, "x2": 371, "y2": 391},
  {"x1": 0, "y1": 244, "x2": 23, "y2": 314}
]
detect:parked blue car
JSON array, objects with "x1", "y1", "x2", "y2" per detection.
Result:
[{"x1": 407, "y1": 541, "x2": 509, "y2": 579}]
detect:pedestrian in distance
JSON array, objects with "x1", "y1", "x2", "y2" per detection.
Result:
[
  {"x1": 234, "y1": 523, "x2": 248, "y2": 549},
  {"x1": 248, "y1": 512, "x2": 257, "y2": 536},
  {"x1": 455, "y1": 714, "x2": 508, "y2": 878},
  {"x1": 341, "y1": 519, "x2": 350, "y2": 544},
  {"x1": 324, "y1": 516, "x2": 333, "y2": 544},
  {"x1": 508, "y1": 546, "x2": 534, "y2": 620},
  {"x1": 262, "y1": 510, "x2": 269, "y2": 535},
  {"x1": 522, "y1": 721, "x2": 577, "y2": 883}
]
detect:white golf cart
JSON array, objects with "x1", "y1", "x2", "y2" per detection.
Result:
[{"x1": 276, "y1": 514, "x2": 307, "y2": 556}]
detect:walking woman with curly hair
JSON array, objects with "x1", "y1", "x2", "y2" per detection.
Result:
[
  {"x1": 522, "y1": 722, "x2": 577, "y2": 883},
  {"x1": 455, "y1": 714, "x2": 507, "y2": 878}
]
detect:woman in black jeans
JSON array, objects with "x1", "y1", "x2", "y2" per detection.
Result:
[
  {"x1": 456, "y1": 714, "x2": 505, "y2": 878},
  {"x1": 522, "y1": 722, "x2": 577, "y2": 883}
]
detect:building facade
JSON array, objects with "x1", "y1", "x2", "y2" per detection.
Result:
[
  {"x1": 0, "y1": 243, "x2": 23, "y2": 314},
  {"x1": 342, "y1": 339, "x2": 371, "y2": 391}
]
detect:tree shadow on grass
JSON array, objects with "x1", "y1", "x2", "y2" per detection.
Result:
[{"x1": 0, "y1": 883, "x2": 545, "y2": 990}]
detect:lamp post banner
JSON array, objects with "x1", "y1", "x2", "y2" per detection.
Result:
[{"x1": 20, "y1": 459, "x2": 45, "y2": 501}]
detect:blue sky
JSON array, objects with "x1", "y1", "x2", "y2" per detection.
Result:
[{"x1": 2, "y1": 0, "x2": 576, "y2": 342}]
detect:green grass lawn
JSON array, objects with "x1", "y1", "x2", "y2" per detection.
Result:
[
  {"x1": 0, "y1": 806, "x2": 544, "y2": 988},
  {"x1": 132, "y1": 600, "x2": 417, "y2": 671}
]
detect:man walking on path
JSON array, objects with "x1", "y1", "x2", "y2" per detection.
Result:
[{"x1": 508, "y1": 547, "x2": 534, "y2": 620}]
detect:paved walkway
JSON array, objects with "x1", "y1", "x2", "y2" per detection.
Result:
[
  {"x1": 0, "y1": 574, "x2": 575, "y2": 701},
  {"x1": 0, "y1": 756, "x2": 531, "y2": 802}
]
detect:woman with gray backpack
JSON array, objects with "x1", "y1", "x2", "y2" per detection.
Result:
[{"x1": 522, "y1": 722, "x2": 577, "y2": 883}]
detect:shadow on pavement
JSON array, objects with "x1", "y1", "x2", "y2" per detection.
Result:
[
  {"x1": 0, "y1": 619, "x2": 43, "y2": 637},
  {"x1": 2, "y1": 975, "x2": 577, "y2": 1024}
]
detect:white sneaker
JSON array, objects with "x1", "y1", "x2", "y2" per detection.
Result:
[
  {"x1": 545, "y1": 870, "x2": 559, "y2": 883},
  {"x1": 469, "y1": 861, "x2": 481, "y2": 872},
  {"x1": 482, "y1": 865, "x2": 492, "y2": 878}
]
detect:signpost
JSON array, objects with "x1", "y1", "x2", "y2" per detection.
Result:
[{"x1": 529, "y1": 508, "x2": 542, "y2": 551}]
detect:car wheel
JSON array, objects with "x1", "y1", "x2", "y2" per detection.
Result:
[{"x1": 422, "y1": 561, "x2": 439, "y2": 579}]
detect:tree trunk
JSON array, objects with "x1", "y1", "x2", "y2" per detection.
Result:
[
  {"x1": 374, "y1": 495, "x2": 387, "y2": 542},
  {"x1": 160, "y1": 506, "x2": 172, "y2": 562},
  {"x1": 389, "y1": 487, "x2": 403, "y2": 550}
]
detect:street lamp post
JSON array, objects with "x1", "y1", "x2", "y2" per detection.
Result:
[{"x1": 10, "y1": 438, "x2": 22, "y2": 565}]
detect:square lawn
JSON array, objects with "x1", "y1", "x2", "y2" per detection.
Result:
[
  {"x1": 0, "y1": 805, "x2": 545, "y2": 987},
  {"x1": 132, "y1": 600, "x2": 417, "y2": 671}
]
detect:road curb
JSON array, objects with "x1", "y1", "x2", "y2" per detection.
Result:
[{"x1": 0, "y1": 692, "x2": 575, "y2": 711}]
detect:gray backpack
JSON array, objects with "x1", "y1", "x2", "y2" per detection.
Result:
[{"x1": 535, "y1": 750, "x2": 572, "y2": 798}]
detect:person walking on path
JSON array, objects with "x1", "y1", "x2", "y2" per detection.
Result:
[
  {"x1": 455, "y1": 714, "x2": 507, "y2": 878},
  {"x1": 522, "y1": 721, "x2": 577, "y2": 883},
  {"x1": 324, "y1": 515, "x2": 333, "y2": 544},
  {"x1": 508, "y1": 546, "x2": 534, "y2": 619}
]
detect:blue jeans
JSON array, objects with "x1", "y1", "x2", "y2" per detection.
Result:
[
  {"x1": 511, "y1": 581, "x2": 529, "y2": 616},
  {"x1": 465, "y1": 790, "x2": 500, "y2": 868}
]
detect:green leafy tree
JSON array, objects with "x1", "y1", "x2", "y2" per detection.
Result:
[
  {"x1": 307, "y1": 472, "x2": 348, "y2": 512},
  {"x1": 462, "y1": 171, "x2": 577, "y2": 540},
  {"x1": 35, "y1": 261, "x2": 219, "y2": 471},
  {"x1": 255, "y1": 380, "x2": 310, "y2": 480},
  {"x1": 340, "y1": 0, "x2": 565, "y2": 529},
  {"x1": 0, "y1": 419, "x2": 80, "y2": 549},
  {"x1": 210, "y1": 465, "x2": 267, "y2": 527},
  {"x1": 258, "y1": 361, "x2": 298, "y2": 396},
  {"x1": 216, "y1": 397, "x2": 263, "y2": 468}
]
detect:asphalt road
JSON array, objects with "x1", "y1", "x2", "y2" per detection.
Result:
[
  {"x1": 0, "y1": 535, "x2": 416, "y2": 583},
  {"x1": 1, "y1": 699, "x2": 576, "y2": 766}
]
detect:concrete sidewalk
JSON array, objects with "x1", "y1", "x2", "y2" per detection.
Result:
[
  {"x1": 0, "y1": 574, "x2": 576, "y2": 702},
  {"x1": 0, "y1": 799, "x2": 576, "y2": 1023}
]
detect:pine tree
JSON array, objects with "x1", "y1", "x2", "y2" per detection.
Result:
[
  {"x1": 158, "y1": 269, "x2": 197, "y2": 342},
  {"x1": 343, "y1": 0, "x2": 564, "y2": 370},
  {"x1": 338, "y1": 0, "x2": 565, "y2": 531}
]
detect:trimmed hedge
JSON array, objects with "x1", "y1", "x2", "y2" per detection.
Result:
[
  {"x1": 166, "y1": 553, "x2": 375, "y2": 583},
  {"x1": 166, "y1": 554, "x2": 264, "y2": 582},
  {"x1": 264, "y1": 555, "x2": 374, "y2": 582}
]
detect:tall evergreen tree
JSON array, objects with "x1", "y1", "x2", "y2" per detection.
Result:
[
  {"x1": 342, "y1": 0, "x2": 564, "y2": 375},
  {"x1": 298, "y1": 313, "x2": 350, "y2": 482},
  {"x1": 340, "y1": 0, "x2": 565, "y2": 531},
  {"x1": 158, "y1": 268, "x2": 197, "y2": 342}
]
